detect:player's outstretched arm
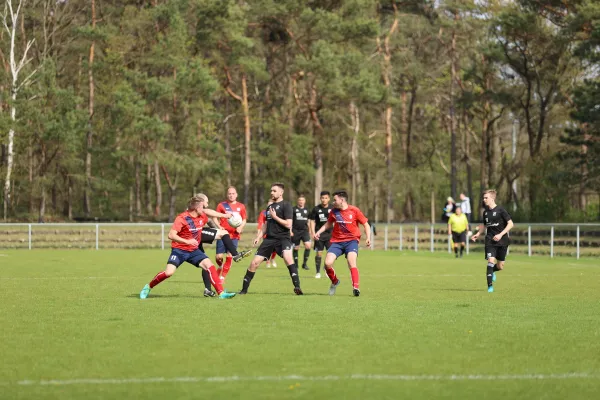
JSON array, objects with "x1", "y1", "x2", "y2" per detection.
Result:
[
  {"x1": 314, "y1": 221, "x2": 333, "y2": 240},
  {"x1": 471, "y1": 224, "x2": 485, "y2": 241},
  {"x1": 204, "y1": 208, "x2": 231, "y2": 219},
  {"x1": 253, "y1": 223, "x2": 267, "y2": 246}
]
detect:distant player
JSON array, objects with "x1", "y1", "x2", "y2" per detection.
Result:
[
  {"x1": 471, "y1": 189, "x2": 514, "y2": 293},
  {"x1": 309, "y1": 191, "x2": 332, "y2": 279},
  {"x1": 314, "y1": 190, "x2": 371, "y2": 297},
  {"x1": 257, "y1": 200, "x2": 277, "y2": 268},
  {"x1": 139, "y1": 195, "x2": 237, "y2": 300},
  {"x1": 215, "y1": 187, "x2": 247, "y2": 281},
  {"x1": 292, "y1": 195, "x2": 311, "y2": 270},
  {"x1": 239, "y1": 183, "x2": 303, "y2": 295},
  {"x1": 448, "y1": 206, "x2": 470, "y2": 258}
]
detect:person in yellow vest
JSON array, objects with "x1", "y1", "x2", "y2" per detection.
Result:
[{"x1": 448, "y1": 206, "x2": 470, "y2": 258}]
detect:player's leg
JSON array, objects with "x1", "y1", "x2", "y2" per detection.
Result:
[
  {"x1": 485, "y1": 246, "x2": 499, "y2": 292},
  {"x1": 197, "y1": 258, "x2": 235, "y2": 299},
  {"x1": 218, "y1": 238, "x2": 237, "y2": 279},
  {"x1": 344, "y1": 241, "x2": 360, "y2": 296},
  {"x1": 239, "y1": 240, "x2": 272, "y2": 294},
  {"x1": 140, "y1": 251, "x2": 183, "y2": 299},
  {"x1": 459, "y1": 232, "x2": 466, "y2": 257},
  {"x1": 280, "y1": 239, "x2": 302, "y2": 295},
  {"x1": 213, "y1": 229, "x2": 251, "y2": 261},
  {"x1": 315, "y1": 240, "x2": 324, "y2": 276},
  {"x1": 324, "y1": 245, "x2": 342, "y2": 295},
  {"x1": 270, "y1": 251, "x2": 277, "y2": 268},
  {"x1": 302, "y1": 232, "x2": 311, "y2": 270},
  {"x1": 292, "y1": 233, "x2": 301, "y2": 266}
]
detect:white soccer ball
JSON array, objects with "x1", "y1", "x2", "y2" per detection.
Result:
[{"x1": 228, "y1": 214, "x2": 243, "y2": 228}]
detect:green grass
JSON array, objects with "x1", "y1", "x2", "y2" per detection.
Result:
[{"x1": 1, "y1": 250, "x2": 599, "y2": 399}]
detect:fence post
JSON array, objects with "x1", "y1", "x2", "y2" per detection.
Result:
[
  {"x1": 96, "y1": 224, "x2": 99, "y2": 250},
  {"x1": 28, "y1": 224, "x2": 32, "y2": 250},
  {"x1": 528, "y1": 225, "x2": 532, "y2": 257},
  {"x1": 384, "y1": 225, "x2": 388, "y2": 251},
  {"x1": 466, "y1": 229, "x2": 470, "y2": 255},
  {"x1": 430, "y1": 224, "x2": 434, "y2": 253},
  {"x1": 399, "y1": 225, "x2": 403, "y2": 251},
  {"x1": 550, "y1": 226, "x2": 554, "y2": 258},
  {"x1": 414, "y1": 225, "x2": 418, "y2": 252},
  {"x1": 161, "y1": 224, "x2": 165, "y2": 250},
  {"x1": 576, "y1": 225, "x2": 580, "y2": 260},
  {"x1": 448, "y1": 232, "x2": 451, "y2": 253},
  {"x1": 370, "y1": 225, "x2": 375, "y2": 250}
]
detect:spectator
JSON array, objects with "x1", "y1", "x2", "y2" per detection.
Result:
[
  {"x1": 460, "y1": 192, "x2": 472, "y2": 222},
  {"x1": 442, "y1": 197, "x2": 456, "y2": 223}
]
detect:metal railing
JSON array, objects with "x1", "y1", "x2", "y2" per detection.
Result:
[{"x1": 0, "y1": 222, "x2": 599, "y2": 258}]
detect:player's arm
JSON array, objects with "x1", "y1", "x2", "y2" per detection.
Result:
[
  {"x1": 362, "y1": 221, "x2": 372, "y2": 247},
  {"x1": 253, "y1": 221, "x2": 267, "y2": 246},
  {"x1": 269, "y1": 207, "x2": 292, "y2": 229},
  {"x1": 314, "y1": 220, "x2": 333, "y2": 239},
  {"x1": 471, "y1": 223, "x2": 485, "y2": 241},
  {"x1": 204, "y1": 208, "x2": 231, "y2": 219},
  {"x1": 494, "y1": 219, "x2": 514, "y2": 242},
  {"x1": 168, "y1": 229, "x2": 197, "y2": 246}
]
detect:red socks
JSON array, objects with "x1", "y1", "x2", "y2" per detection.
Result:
[
  {"x1": 270, "y1": 252, "x2": 276, "y2": 261},
  {"x1": 149, "y1": 271, "x2": 169, "y2": 288},
  {"x1": 208, "y1": 265, "x2": 224, "y2": 294},
  {"x1": 221, "y1": 256, "x2": 233, "y2": 278},
  {"x1": 350, "y1": 267, "x2": 360, "y2": 289},
  {"x1": 324, "y1": 266, "x2": 338, "y2": 284}
]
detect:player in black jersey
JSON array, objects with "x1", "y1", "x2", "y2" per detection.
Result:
[
  {"x1": 309, "y1": 191, "x2": 333, "y2": 279},
  {"x1": 471, "y1": 189, "x2": 514, "y2": 293},
  {"x1": 292, "y1": 195, "x2": 311, "y2": 270},
  {"x1": 239, "y1": 183, "x2": 303, "y2": 295}
]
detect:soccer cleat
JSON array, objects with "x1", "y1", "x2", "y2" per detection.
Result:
[
  {"x1": 238, "y1": 290, "x2": 247, "y2": 295},
  {"x1": 487, "y1": 286, "x2": 494, "y2": 293},
  {"x1": 315, "y1": 273, "x2": 321, "y2": 279},
  {"x1": 271, "y1": 260, "x2": 277, "y2": 268},
  {"x1": 294, "y1": 287, "x2": 304, "y2": 295},
  {"x1": 218, "y1": 291, "x2": 237, "y2": 299},
  {"x1": 328, "y1": 279, "x2": 341, "y2": 296},
  {"x1": 203, "y1": 288, "x2": 217, "y2": 298},
  {"x1": 266, "y1": 262, "x2": 271, "y2": 268},
  {"x1": 302, "y1": 264, "x2": 309, "y2": 270},
  {"x1": 492, "y1": 272, "x2": 497, "y2": 282},
  {"x1": 140, "y1": 284, "x2": 151, "y2": 299},
  {"x1": 353, "y1": 288, "x2": 360, "y2": 297},
  {"x1": 233, "y1": 249, "x2": 252, "y2": 262}
]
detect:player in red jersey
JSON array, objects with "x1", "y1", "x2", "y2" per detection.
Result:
[
  {"x1": 215, "y1": 187, "x2": 247, "y2": 281},
  {"x1": 139, "y1": 195, "x2": 243, "y2": 300},
  {"x1": 314, "y1": 190, "x2": 371, "y2": 297},
  {"x1": 257, "y1": 201, "x2": 278, "y2": 268}
]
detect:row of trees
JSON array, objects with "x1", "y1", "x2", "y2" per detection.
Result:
[{"x1": 0, "y1": 0, "x2": 598, "y2": 223}]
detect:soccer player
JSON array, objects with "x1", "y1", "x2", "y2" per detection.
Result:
[
  {"x1": 314, "y1": 190, "x2": 371, "y2": 297},
  {"x1": 215, "y1": 187, "x2": 247, "y2": 281},
  {"x1": 471, "y1": 189, "x2": 514, "y2": 293},
  {"x1": 257, "y1": 200, "x2": 277, "y2": 268},
  {"x1": 292, "y1": 195, "x2": 311, "y2": 270},
  {"x1": 448, "y1": 206, "x2": 470, "y2": 258},
  {"x1": 239, "y1": 183, "x2": 303, "y2": 295},
  {"x1": 139, "y1": 195, "x2": 237, "y2": 300},
  {"x1": 309, "y1": 191, "x2": 332, "y2": 279}
]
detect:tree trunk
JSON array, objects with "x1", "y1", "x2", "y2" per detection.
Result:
[
  {"x1": 146, "y1": 163, "x2": 153, "y2": 215},
  {"x1": 449, "y1": 24, "x2": 458, "y2": 200},
  {"x1": 161, "y1": 165, "x2": 178, "y2": 222},
  {"x1": 154, "y1": 160, "x2": 162, "y2": 217},
  {"x1": 129, "y1": 186, "x2": 134, "y2": 222},
  {"x1": 84, "y1": 0, "x2": 96, "y2": 217},
  {"x1": 224, "y1": 97, "x2": 232, "y2": 187},
  {"x1": 28, "y1": 139, "x2": 34, "y2": 214},
  {"x1": 241, "y1": 73, "x2": 251, "y2": 206},
  {"x1": 309, "y1": 81, "x2": 324, "y2": 206},
  {"x1": 63, "y1": 173, "x2": 72, "y2": 220},
  {"x1": 350, "y1": 102, "x2": 361, "y2": 207},
  {"x1": 135, "y1": 161, "x2": 141, "y2": 218}
]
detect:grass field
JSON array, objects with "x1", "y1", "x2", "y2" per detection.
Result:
[{"x1": 1, "y1": 250, "x2": 599, "y2": 400}]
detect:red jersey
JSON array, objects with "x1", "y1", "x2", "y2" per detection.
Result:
[
  {"x1": 327, "y1": 205, "x2": 368, "y2": 243},
  {"x1": 216, "y1": 201, "x2": 247, "y2": 239},
  {"x1": 257, "y1": 209, "x2": 267, "y2": 230},
  {"x1": 171, "y1": 211, "x2": 208, "y2": 252}
]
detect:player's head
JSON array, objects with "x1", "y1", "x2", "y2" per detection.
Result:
[
  {"x1": 227, "y1": 186, "x2": 238, "y2": 202},
  {"x1": 320, "y1": 190, "x2": 330, "y2": 206},
  {"x1": 332, "y1": 190, "x2": 349, "y2": 209},
  {"x1": 188, "y1": 194, "x2": 208, "y2": 212},
  {"x1": 482, "y1": 189, "x2": 496, "y2": 206},
  {"x1": 270, "y1": 182, "x2": 285, "y2": 201},
  {"x1": 459, "y1": 193, "x2": 466, "y2": 200},
  {"x1": 455, "y1": 206, "x2": 463, "y2": 215},
  {"x1": 297, "y1": 195, "x2": 306, "y2": 208}
]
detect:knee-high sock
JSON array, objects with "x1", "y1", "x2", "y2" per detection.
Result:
[
  {"x1": 350, "y1": 267, "x2": 359, "y2": 289},
  {"x1": 221, "y1": 234, "x2": 239, "y2": 256},
  {"x1": 221, "y1": 256, "x2": 233, "y2": 277},
  {"x1": 460, "y1": 245, "x2": 464, "y2": 256},
  {"x1": 315, "y1": 255, "x2": 322, "y2": 273},
  {"x1": 293, "y1": 249, "x2": 299, "y2": 265},
  {"x1": 241, "y1": 270, "x2": 256, "y2": 292},
  {"x1": 149, "y1": 271, "x2": 169, "y2": 288},
  {"x1": 487, "y1": 262, "x2": 494, "y2": 287},
  {"x1": 207, "y1": 265, "x2": 224, "y2": 294},
  {"x1": 287, "y1": 263, "x2": 301, "y2": 288},
  {"x1": 270, "y1": 252, "x2": 277, "y2": 260},
  {"x1": 493, "y1": 265, "x2": 501, "y2": 272},
  {"x1": 324, "y1": 266, "x2": 338, "y2": 284},
  {"x1": 303, "y1": 249, "x2": 311, "y2": 266},
  {"x1": 201, "y1": 269, "x2": 212, "y2": 290},
  {"x1": 454, "y1": 247, "x2": 458, "y2": 255}
]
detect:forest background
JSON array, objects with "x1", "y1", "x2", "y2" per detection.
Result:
[{"x1": 0, "y1": 0, "x2": 598, "y2": 223}]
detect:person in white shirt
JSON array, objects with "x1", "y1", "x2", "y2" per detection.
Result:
[{"x1": 460, "y1": 193, "x2": 472, "y2": 222}]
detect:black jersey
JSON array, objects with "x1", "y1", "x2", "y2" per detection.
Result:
[
  {"x1": 292, "y1": 206, "x2": 309, "y2": 232},
  {"x1": 309, "y1": 204, "x2": 333, "y2": 240},
  {"x1": 265, "y1": 200, "x2": 293, "y2": 239},
  {"x1": 482, "y1": 205, "x2": 512, "y2": 247}
]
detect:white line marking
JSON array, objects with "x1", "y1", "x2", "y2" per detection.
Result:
[{"x1": 8, "y1": 373, "x2": 598, "y2": 386}]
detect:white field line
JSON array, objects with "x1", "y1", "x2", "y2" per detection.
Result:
[{"x1": 9, "y1": 373, "x2": 598, "y2": 386}]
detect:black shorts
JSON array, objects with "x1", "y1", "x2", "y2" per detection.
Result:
[
  {"x1": 485, "y1": 245, "x2": 508, "y2": 262},
  {"x1": 256, "y1": 237, "x2": 293, "y2": 260},
  {"x1": 200, "y1": 228, "x2": 218, "y2": 244},
  {"x1": 452, "y1": 231, "x2": 467, "y2": 244},
  {"x1": 314, "y1": 238, "x2": 331, "y2": 252},
  {"x1": 292, "y1": 230, "x2": 311, "y2": 246}
]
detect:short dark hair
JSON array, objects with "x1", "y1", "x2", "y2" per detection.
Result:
[
  {"x1": 272, "y1": 182, "x2": 285, "y2": 190},
  {"x1": 298, "y1": 194, "x2": 305, "y2": 199},
  {"x1": 320, "y1": 190, "x2": 330, "y2": 197},
  {"x1": 333, "y1": 190, "x2": 348, "y2": 202}
]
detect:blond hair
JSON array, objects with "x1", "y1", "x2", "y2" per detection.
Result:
[
  {"x1": 483, "y1": 189, "x2": 497, "y2": 200},
  {"x1": 188, "y1": 194, "x2": 207, "y2": 210}
]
